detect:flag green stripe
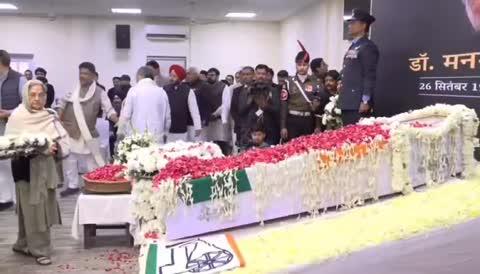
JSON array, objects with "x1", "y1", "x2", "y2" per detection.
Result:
[
  {"x1": 146, "y1": 243, "x2": 158, "y2": 274},
  {"x1": 179, "y1": 170, "x2": 251, "y2": 205}
]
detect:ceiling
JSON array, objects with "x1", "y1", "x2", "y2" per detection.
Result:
[{"x1": 2, "y1": 0, "x2": 320, "y2": 22}]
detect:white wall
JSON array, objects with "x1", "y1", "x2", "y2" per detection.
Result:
[
  {"x1": 190, "y1": 21, "x2": 281, "y2": 77},
  {"x1": 1, "y1": 16, "x2": 281, "y2": 96},
  {"x1": 1, "y1": 0, "x2": 347, "y2": 95},
  {"x1": 1, "y1": 16, "x2": 189, "y2": 95},
  {"x1": 280, "y1": 0, "x2": 349, "y2": 74}
]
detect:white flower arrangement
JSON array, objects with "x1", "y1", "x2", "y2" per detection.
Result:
[
  {"x1": 115, "y1": 132, "x2": 156, "y2": 164},
  {"x1": 129, "y1": 141, "x2": 223, "y2": 241},
  {"x1": 126, "y1": 141, "x2": 223, "y2": 180},
  {"x1": 0, "y1": 133, "x2": 51, "y2": 159},
  {"x1": 360, "y1": 104, "x2": 479, "y2": 192},
  {"x1": 322, "y1": 95, "x2": 343, "y2": 130},
  {"x1": 133, "y1": 105, "x2": 478, "y2": 241}
]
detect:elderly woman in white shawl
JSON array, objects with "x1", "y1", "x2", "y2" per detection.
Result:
[{"x1": 5, "y1": 80, "x2": 70, "y2": 266}]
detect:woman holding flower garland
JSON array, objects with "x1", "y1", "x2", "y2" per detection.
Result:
[{"x1": 5, "y1": 80, "x2": 70, "y2": 266}]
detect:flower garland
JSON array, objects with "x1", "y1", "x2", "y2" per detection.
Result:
[
  {"x1": 360, "y1": 104, "x2": 479, "y2": 192},
  {"x1": 227, "y1": 167, "x2": 480, "y2": 274},
  {"x1": 210, "y1": 171, "x2": 238, "y2": 219},
  {"x1": 128, "y1": 142, "x2": 223, "y2": 241},
  {"x1": 153, "y1": 125, "x2": 390, "y2": 186},
  {"x1": 135, "y1": 104, "x2": 478, "y2": 241},
  {"x1": 0, "y1": 133, "x2": 51, "y2": 159},
  {"x1": 140, "y1": 125, "x2": 390, "y2": 239}
]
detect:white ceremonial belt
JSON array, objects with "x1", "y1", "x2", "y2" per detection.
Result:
[{"x1": 289, "y1": 110, "x2": 311, "y2": 117}]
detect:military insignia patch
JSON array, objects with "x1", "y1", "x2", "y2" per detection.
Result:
[{"x1": 280, "y1": 89, "x2": 289, "y2": 101}]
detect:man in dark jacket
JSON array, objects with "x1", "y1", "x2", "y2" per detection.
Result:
[
  {"x1": 35, "y1": 76, "x2": 55, "y2": 108},
  {"x1": 34, "y1": 67, "x2": 55, "y2": 108},
  {"x1": 165, "y1": 65, "x2": 201, "y2": 142},
  {"x1": 310, "y1": 58, "x2": 329, "y2": 93},
  {"x1": 248, "y1": 84, "x2": 279, "y2": 146},
  {"x1": 186, "y1": 67, "x2": 213, "y2": 141},
  {"x1": 0, "y1": 50, "x2": 25, "y2": 211},
  {"x1": 255, "y1": 64, "x2": 281, "y2": 144},
  {"x1": 230, "y1": 66, "x2": 255, "y2": 150},
  {"x1": 338, "y1": 9, "x2": 380, "y2": 125}
]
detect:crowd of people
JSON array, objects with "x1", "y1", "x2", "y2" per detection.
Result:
[{"x1": 0, "y1": 8, "x2": 378, "y2": 265}]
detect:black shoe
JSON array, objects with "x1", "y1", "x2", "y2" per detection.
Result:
[
  {"x1": 60, "y1": 188, "x2": 80, "y2": 198},
  {"x1": 0, "y1": 202, "x2": 13, "y2": 211}
]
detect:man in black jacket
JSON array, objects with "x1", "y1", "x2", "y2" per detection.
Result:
[
  {"x1": 165, "y1": 65, "x2": 201, "y2": 142},
  {"x1": 186, "y1": 67, "x2": 213, "y2": 141},
  {"x1": 248, "y1": 84, "x2": 279, "y2": 146},
  {"x1": 255, "y1": 64, "x2": 281, "y2": 144},
  {"x1": 230, "y1": 66, "x2": 255, "y2": 151},
  {"x1": 34, "y1": 67, "x2": 55, "y2": 108},
  {"x1": 338, "y1": 9, "x2": 380, "y2": 125}
]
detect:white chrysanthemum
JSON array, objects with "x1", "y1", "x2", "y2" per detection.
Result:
[
  {"x1": 142, "y1": 157, "x2": 157, "y2": 173},
  {"x1": 156, "y1": 157, "x2": 169, "y2": 171},
  {"x1": 0, "y1": 137, "x2": 12, "y2": 149}
]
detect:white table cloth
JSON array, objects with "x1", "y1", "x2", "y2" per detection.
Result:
[{"x1": 71, "y1": 193, "x2": 136, "y2": 240}]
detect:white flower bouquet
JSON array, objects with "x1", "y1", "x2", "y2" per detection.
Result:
[
  {"x1": 0, "y1": 133, "x2": 50, "y2": 160},
  {"x1": 126, "y1": 141, "x2": 223, "y2": 180},
  {"x1": 322, "y1": 95, "x2": 343, "y2": 130},
  {"x1": 115, "y1": 132, "x2": 155, "y2": 164}
]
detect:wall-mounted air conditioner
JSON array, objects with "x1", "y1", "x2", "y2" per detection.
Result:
[{"x1": 145, "y1": 25, "x2": 188, "y2": 41}]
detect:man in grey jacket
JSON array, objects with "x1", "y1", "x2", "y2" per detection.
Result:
[{"x1": 0, "y1": 50, "x2": 26, "y2": 210}]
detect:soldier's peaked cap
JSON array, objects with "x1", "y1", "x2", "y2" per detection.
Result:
[{"x1": 346, "y1": 9, "x2": 376, "y2": 25}]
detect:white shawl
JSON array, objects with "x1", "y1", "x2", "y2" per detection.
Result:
[{"x1": 65, "y1": 82, "x2": 105, "y2": 166}]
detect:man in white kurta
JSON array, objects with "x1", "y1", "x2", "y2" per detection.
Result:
[
  {"x1": 118, "y1": 66, "x2": 171, "y2": 144},
  {"x1": 58, "y1": 62, "x2": 118, "y2": 197}
]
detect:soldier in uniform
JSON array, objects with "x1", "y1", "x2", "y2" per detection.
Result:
[
  {"x1": 338, "y1": 9, "x2": 379, "y2": 125},
  {"x1": 280, "y1": 41, "x2": 322, "y2": 141}
]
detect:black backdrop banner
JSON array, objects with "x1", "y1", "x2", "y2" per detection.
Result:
[{"x1": 371, "y1": 0, "x2": 480, "y2": 117}]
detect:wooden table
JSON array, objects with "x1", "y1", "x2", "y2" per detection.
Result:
[
  {"x1": 83, "y1": 223, "x2": 134, "y2": 249},
  {"x1": 72, "y1": 193, "x2": 137, "y2": 249}
]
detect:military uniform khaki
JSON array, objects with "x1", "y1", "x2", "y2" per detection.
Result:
[
  {"x1": 281, "y1": 75, "x2": 321, "y2": 140},
  {"x1": 310, "y1": 74, "x2": 325, "y2": 94}
]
